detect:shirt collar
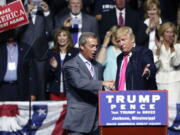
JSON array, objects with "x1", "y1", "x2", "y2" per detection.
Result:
[
  {"x1": 6, "y1": 42, "x2": 17, "y2": 47},
  {"x1": 79, "y1": 53, "x2": 91, "y2": 64},
  {"x1": 70, "y1": 12, "x2": 82, "y2": 19},
  {"x1": 123, "y1": 45, "x2": 136, "y2": 57},
  {"x1": 116, "y1": 7, "x2": 125, "y2": 15}
]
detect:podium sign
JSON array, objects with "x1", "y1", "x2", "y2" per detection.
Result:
[{"x1": 98, "y1": 91, "x2": 168, "y2": 126}]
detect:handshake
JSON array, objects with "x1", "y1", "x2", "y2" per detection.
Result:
[{"x1": 102, "y1": 80, "x2": 115, "y2": 90}]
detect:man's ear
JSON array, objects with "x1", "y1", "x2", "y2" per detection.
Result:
[
  {"x1": 68, "y1": 3, "x2": 70, "y2": 9},
  {"x1": 131, "y1": 36, "x2": 135, "y2": 43},
  {"x1": 80, "y1": 45, "x2": 84, "y2": 50}
]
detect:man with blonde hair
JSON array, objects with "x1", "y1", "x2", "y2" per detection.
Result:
[{"x1": 115, "y1": 26, "x2": 157, "y2": 90}]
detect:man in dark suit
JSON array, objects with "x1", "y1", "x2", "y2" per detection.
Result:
[
  {"x1": 115, "y1": 26, "x2": 157, "y2": 90},
  {"x1": 55, "y1": 0, "x2": 99, "y2": 47},
  {"x1": 99, "y1": 0, "x2": 147, "y2": 45},
  {"x1": 0, "y1": 30, "x2": 31, "y2": 101},
  {"x1": 17, "y1": 1, "x2": 53, "y2": 100},
  {"x1": 62, "y1": 32, "x2": 114, "y2": 135}
]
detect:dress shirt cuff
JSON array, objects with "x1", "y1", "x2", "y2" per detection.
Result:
[
  {"x1": 153, "y1": 55, "x2": 159, "y2": 63},
  {"x1": 44, "y1": 11, "x2": 50, "y2": 17},
  {"x1": 170, "y1": 51, "x2": 176, "y2": 58}
]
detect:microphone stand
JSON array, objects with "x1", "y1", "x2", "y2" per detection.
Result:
[
  {"x1": 131, "y1": 47, "x2": 136, "y2": 90},
  {"x1": 23, "y1": 42, "x2": 34, "y2": 135}
]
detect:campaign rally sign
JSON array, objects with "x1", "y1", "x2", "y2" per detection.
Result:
[
  {"x1": 0, "y1": 0, "x2": 29, "y2": 33},
  {"x1": 99, "y1": 91, "x2": 168, "y2": 126}
]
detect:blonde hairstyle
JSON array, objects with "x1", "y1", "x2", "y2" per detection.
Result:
[
  {"x1": 110, "y1": 25, "x2": 119, "y2": 37},
  {"x1": 109, "y1": 25, "x2": 119, "y2": 45},
  {"x1": 158, "y1": 22, "x2": 177, "y2": 43},
  {"x1": 144, "y1": 0, "x2": 161, "y2": 18},
  {"x1": 116, "y1": 26, "x2": 135, "y2": 41}
]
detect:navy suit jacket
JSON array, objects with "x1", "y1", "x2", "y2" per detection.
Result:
[
  {"x1": 46, "y1": 48, "x2": 79, "y2": 94},
  {"x1": 0, "y1": 42, "x2": 30, "y2": 100},
  {"x1": 99, "y1": 7, "x2": 147, "y2": 45},
  {"x1": 115, "y1": 46, "x2": 157, "y2": 90}
]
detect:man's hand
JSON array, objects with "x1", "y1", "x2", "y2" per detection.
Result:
[
  {"x1": 40, "y1": 1, "x2": 49, "y2": 12},
  {"x1": 102, "y1": 80, "x2": 115, "y2": 90},
  {"x1": 102, "y1": 31, "x2": 112, "y2": 47},
  {"x1": 64, "y1": 17, "x2": 72, "y2": 28},
  {"x1": 31, "y1": 95, "x2": 36, "y2": 101},
  {"x1": 142, "y1": 64, "x2": 150, "y2": 79},
  {"x1": 27, "y1": 2, "x2": 36, "y2": 14}
]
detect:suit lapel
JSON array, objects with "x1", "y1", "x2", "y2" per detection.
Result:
[
  {"x1": 76, "y1": 56, "x2": 93, "y2": 79},
  {"x1": 17, "y1": 45, "x2": 24, "y2": 77},
  {"x1": 0, "y1": 45, "x2": 8, "y2": 80},
  {"x1": 111, "y1": 9, "x2": 118, "y2": 26},
  {"x1": 117, "y1": 54, "x2": 124, "y2": 71},
  {"x1": 81, "y1": 13, "x2": 86, "y2": 32},
  {"x1": 34, "y1": 15, "x2": 41, "y2": 29},
  {"x1": 126, "y1": 57, "x2": 132, "y2": 78},
  {"x1": 92, "y1": 61, "x2": 99, "y2": 80},
  {"x1": 64, "y1": 52, "x2": 72, "y2": 63},
  {"x1": 56, "y1": 53, "x2": 61, "y2": 68}
]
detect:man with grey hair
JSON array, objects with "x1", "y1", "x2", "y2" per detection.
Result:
[
  {"x1": 62, "y1": 32, "x2": 114, "y2": 135},
  {"x1": 55, "y1": 0, "x2": 99, "y2": 48}
]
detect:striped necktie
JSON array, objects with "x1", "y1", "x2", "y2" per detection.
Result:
[{"x1": 119, "y1": 12, "x2": 124, "y2": 26}]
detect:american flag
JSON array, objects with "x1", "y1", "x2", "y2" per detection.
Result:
[
  {"x1": 0, "y1": 101, "x2": 67, "y2": 135},
  {"x1": 168, "y1": 102, "x2": 180, "y2": 135}
]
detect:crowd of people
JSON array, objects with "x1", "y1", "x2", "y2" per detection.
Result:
[{"x1": 0, "y1": 0, "x2": 180, "y2": 134}]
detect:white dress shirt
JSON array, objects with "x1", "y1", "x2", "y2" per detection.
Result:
[
  {"x1": 70, "y1": 13, "x2": 83, "y2": 48},
  {"x1": 115, "y1": 8, "x2": 125, "y2": 25}
]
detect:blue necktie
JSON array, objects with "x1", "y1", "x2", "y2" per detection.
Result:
[{"x1": 72, "y1": 24, "x2": 79, "y2": 45}]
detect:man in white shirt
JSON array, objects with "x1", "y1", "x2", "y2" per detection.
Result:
[
  {"x1": 55, "y1": 0, "x2": 99, "y2": 48},
  {"x1": 99, "y1": 0, "x2": 147, "y2": 45},
  {"x1": 63, "y1": 32, "x2": 114, "y2": 135}
]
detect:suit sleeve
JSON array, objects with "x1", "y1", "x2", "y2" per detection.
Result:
[
  {"x1": 44, "y1": 12, "x2": 54, "y2": 40},
  {"x1": 142, "y1": 49, "x2": 157, "y2": 80},
  {"x1": 64, "y1": 61, "x2": 103, "y2": 91}
]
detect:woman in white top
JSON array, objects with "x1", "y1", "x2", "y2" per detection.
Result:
[
  {"x1": 143, "y1": 0, "x2": 162, "y2": 52},
  {"x1": 154, "y1": 22, "x2": 180, "y2": 128}
]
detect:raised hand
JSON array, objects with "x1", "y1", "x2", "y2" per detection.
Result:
[
  {"x1": 40, "y1": 1, "x2": 49, "y2": 12},
  {"x1": 64, "y1": 17, "x2": 72, "y2": 28},
  {"x1": 50, "y1": 57, "x2": 58, "y2": 69}
]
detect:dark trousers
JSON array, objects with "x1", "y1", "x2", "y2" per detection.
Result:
[{"x1": 0, "y1": 83, "x2": 20, "y2": 101}]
